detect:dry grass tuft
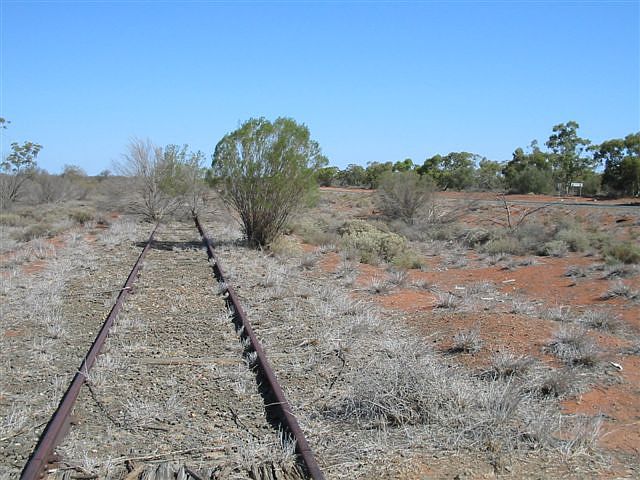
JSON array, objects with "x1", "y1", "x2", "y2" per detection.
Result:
[
  {"x1": 486, "y1": 352, "x2": 535, "y2": 380},
  {"x1": 450, "y1": 327, "x2": 483, "y2": 354},
  {"x1": 579, "y1": 309, "x2": 625, "y2": 333},
  {"x1": 547, "y1": 326, "x2": 600, "y2": 367}
]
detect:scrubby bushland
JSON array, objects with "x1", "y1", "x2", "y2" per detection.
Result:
[
  {"x1": 377, "y1": 170, "x2": 435, "y2": 224},
  {"x1": 212, "y1": 117, "x2": 327, "y2": 248}
]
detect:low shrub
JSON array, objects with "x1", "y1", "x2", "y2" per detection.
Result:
[
  {"x1": 338, "y1": 220, "x2": 406, "y2": 264},
  {"x1": 68, "y1": 209, "x2": 96, "y2": 225},
  {"x1": 11, "y1": 223, "x2": 52, "y2": 242},
  {"x1": 537, "y1": 240, "x2": 569, "y2": 257},
  {"x1": 391, "y1": 250, "x2": 424, "y2": 269},
  {"x1": 289, "y1": 219, "x2": 339, "y2": 246},
  {"x1": 0, "y1": 213, "x2": 27, "y2": 226},
  {"x1": 482, "y1": 237, "x2": 526, "y2": 256},
  {"x1": 268, "y1": 235, "x2": 302, "y2": 257},
  {"x1": 606, "y1": 242, "x2": 640, "y2": 264},
  {"x1": 460, "y1": 227, "x2": 492, "y2": 248},
  {"x1": 556, "y1": 228, "x2": 589, "y2": 252}
]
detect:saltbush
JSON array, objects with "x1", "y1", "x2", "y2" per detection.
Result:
[
  {"x1": 538, "y1": 240, "x2": 569, "y2": 257},
  {"x1": 0, "y1": 213, "x2": 27, "y2": 226},
  {"x1": 11, "y1": 223, "x2": 51, "y2": 242},
  {"x1": 555, "y1": 228, "x2": 589, "y2": 252},
  {"x1": 607, "y1": 243, "x2": 640, "y2": 264},
  {"x1": 338, "y1": 220, "x2": 406, "y2": 264},
  {"x1": 68, "y1": 209, "x2": 96, "y2": 225},
  {"x1": 481, "y1": 237, "x2": 525, "y2": 256}
]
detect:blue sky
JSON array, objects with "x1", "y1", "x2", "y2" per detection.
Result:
[{"x1": 1, "y1": 0, "x2": 639, "y2": 174}]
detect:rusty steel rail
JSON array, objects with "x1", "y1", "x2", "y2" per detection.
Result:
[
  {"x1": 21, "y1": 223, "x2": 160, "y2": 480},
  {"x1": 194, "y1": 215, "x2": 325, "y2": 480}
]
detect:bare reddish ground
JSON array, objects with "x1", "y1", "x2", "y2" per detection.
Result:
[{"x1": 312, "y1": 190, "x2": 640, "y2": 473}]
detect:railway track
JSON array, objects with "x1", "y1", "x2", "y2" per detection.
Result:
[{"x1": 19, "y1": 217, "x2": 323, "y2": 480}]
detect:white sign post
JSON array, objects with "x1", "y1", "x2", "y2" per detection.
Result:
[{"x1": 570, "y1": 182, "x2": 583, "y2": 197}]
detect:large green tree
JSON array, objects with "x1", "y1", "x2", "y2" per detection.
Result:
[
  {"x1": 338, "y1": 164, "x2": 367, "y2": 186},
  {"x1": 474, "y1": 158, "x2": 504, "y2": 191},
  {"x1": 502, "y1": 141, "x2": 553, "y2": 194},
  {"x1": 545, "y1": 121, "x2": 594, "y2": 192},
  {"x1": 417, "y1": 152, "x2": 476, "y2": 190},
  {"x1": 595, "y1": 132, "x2": 640, "y2": 196},
  {"x1": 213, "y1": 117, "x2": 327, "y2": 247},
  {"x1": 365, "y1": 161, "x2": 393, "y2": 188}
]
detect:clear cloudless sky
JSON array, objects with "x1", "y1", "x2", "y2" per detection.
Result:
[{"x1": 1, "y1": 0, "x2": 639, "y2": 174}]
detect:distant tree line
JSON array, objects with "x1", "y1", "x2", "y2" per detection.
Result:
[{"x1": 317, "y1": 122, "x2": 639, "y2": 197}]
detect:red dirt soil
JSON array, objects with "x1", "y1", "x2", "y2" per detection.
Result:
[{"x1": 312, "y1": 190, "x2": 640, "y2": 472}]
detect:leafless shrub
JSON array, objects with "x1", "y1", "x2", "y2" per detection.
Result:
[
  {"x1": 466, "y1": 281, "x2": 495, "y2": 295},
  {"x1": 542, "y1": 305, "x2": 573, "y2": 322},
  {"x1": 435, "y1": 292, "x2": 462, "y2": 309},
  {"x1": 578, "y1": 309, "x2": 624, "y2": 333},
  {"x1": 114, "y1": 139, "x2": 204, "y2": 221},
  {"x1": 377, "y1": 171, "x2": 435, "y2": 224},
  {"x1": 510, "y1": 298, "x2": 539, "y2": 316},
  {"x1": 548, "y1": 326, "x2": 600, "y2": 367},
  {"x1": 450, "y1": 327, "x2": 483, "y2": 354}
]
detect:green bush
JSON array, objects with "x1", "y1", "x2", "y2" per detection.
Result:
[
  {"x1": 213, "y1": 117, "x2": 327, "y2": 247},
  {"x1": 507, "y1": 165, "x2": 554, "y2": 194},
  {"x1": 11, "y1": 223, "x2": 51, "y2": 242},
  {"x1": 0, "y1": 213, "x2": 27, "y2": 226},
  {"x1": 460, "y1": 228, "x2": 492, "y2": 248},
  {"x1": 339, "y1": 220, "x2": 406, "y2": 264},
  {"x1": 268, "y1": 235, "x2": 303, "y2": 257},
  {"x1": 290, "y1": 219, "x2": 338, "y2": 246},
  {"x1": 607, "y1": 243, "x2": 640, "y2": 264},
  {"x1": 68, "y1": 209, "x2": 96, "y2": 225},
  {"x1": 481, "y1": 236, "x2": 526, "y2": 255},
  {"x1": 555, "y1": 228, "x2": 589, "y2": 252},
  {"x1": 538, "y1": 240, "x2": 569, "y2": 257},
  {"x1": 392, "y1": 250, "x2": 425, "y2": 269}
]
